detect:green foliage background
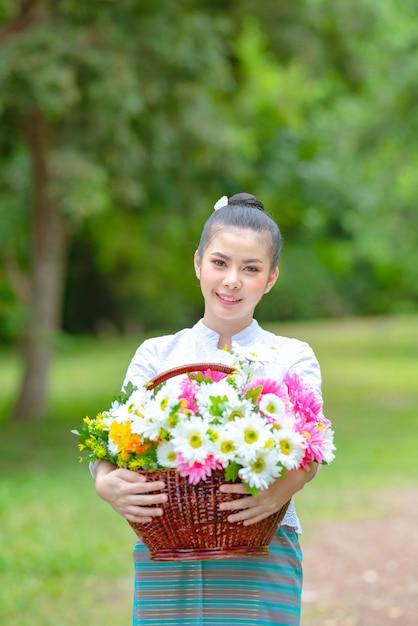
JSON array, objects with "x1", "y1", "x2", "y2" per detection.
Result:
[{"x1": 1, "y1": 0, "x2": 417, "y2": 342}]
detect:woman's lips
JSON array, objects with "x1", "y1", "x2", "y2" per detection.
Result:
[{"x1": 216, "y1": 292, "x2": 242, "y2": 305}]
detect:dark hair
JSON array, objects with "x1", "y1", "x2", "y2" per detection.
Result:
[{"x1": 197, "y1": 192, "x2": 282, "y2": 269}]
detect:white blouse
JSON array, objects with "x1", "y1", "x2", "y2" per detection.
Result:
[{"x1": 122, "y1": 319, "x2": 324, "y2": 533}]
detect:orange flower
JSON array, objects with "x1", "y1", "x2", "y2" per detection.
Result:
[{"x1": 123, "y1": 434, "x2": 148, "y2": 456}]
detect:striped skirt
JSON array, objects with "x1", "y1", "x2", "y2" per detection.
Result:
[{"x1": 132, "y1": 526, "x2": 303, "y2": 626}]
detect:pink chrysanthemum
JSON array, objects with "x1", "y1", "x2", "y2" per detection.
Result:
[
  {"x1": 316, "y1": 414, "x2": 332, "y2": 428},
  {"x1": 244, "y1": 378, "x2": 288, "y2": 400},
  {"x1": 284, "y1": 372, "x2": 323, "y2": 421},
  {"x1": 296, "y1": 420, "x2": 326, "y2": 469},
  {"x1": 176, "y1": 453, "x2": 222, "y2": 484},
  {"x1": 201, "y1": 369, "x2": 229, "y2": 382},
  {"x1": 179, "y1": 378, "x2": 199, "y2": 413}
]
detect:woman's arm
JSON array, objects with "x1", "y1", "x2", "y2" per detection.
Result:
[
  {"x1": 219, "y1": 461, "x2": 318, "y2": 526},
  {"x1": 95, "y1": 460, "x2": 168, "y2": 524}
]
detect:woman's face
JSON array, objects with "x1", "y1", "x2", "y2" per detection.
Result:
[{"x1": 194, "y1": 227, "x2": 279, "y2": 334}]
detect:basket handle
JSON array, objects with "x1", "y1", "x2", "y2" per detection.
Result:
[{"x1": 146, "y1": 363, "x2": 235, "y2": 390}]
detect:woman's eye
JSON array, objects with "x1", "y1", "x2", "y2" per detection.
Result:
[
  {"x1": 212, "y1": 259, "x2": 226, "y2": 267},
  {"x1": 245, "y1": 266, "x2": 259, "y2": 272}
]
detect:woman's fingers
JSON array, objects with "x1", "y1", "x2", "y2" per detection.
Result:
[
  {"x1": 96, "y1": 468, "x2": 169, "y2": 520},
  {"x1": 124, "y1": 502, "x2": 165, "y2": 524},
  {"x1": 123, "y1": 479, "x2": 167, "y2": 495},
  {"x1": 219, "y1": 480, "x2": 288, "y2": 526}
]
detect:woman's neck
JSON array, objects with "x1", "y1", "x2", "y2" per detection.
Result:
[
  {"x1": 201, "y1": 317, "x2": 253, "y2": 349},
  {"x1": 217, "y1": 335, "x2": 231, "y2": 350}
]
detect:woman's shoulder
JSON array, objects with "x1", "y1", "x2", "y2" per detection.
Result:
[
  {"x1": 123, "y1": 326, "x2": 197, "y2": 388},
  {"x1": 138, "y1": 325, "x2": 196, "y2": 352},
  {"x1": 254, "y1": 325, "x2": 321, "y2": 387},
  {"x1": 257, "y1": 324, "x2": 314, "y2": 353}
]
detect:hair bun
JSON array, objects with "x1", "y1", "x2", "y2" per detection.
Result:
[{"x1": 228, "y1": 192, "x2": 265, "y2": 212}]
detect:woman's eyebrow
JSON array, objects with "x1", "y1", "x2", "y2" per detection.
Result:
[{"x1": 210, "y1": 251, "x2": 264, "y2": 264}]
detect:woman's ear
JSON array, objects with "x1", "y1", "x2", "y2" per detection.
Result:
[
  {"x1": 264, "y1": 267, "x2": 279, "y2": 294},
  {"x1": 194, "y1": 251, "x2": 201, "y2": 279}
]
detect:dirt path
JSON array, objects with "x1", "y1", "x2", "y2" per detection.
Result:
[{"x1": 301, "y1": 489, "x2": 418, "y2": 625}]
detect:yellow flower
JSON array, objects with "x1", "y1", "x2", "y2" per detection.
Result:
[
  {"x1": 109, "y1": 421, "x2": 132, "y2": 452},
  {"x1": 160, "y1": 397, "x2": 169, "y2": 411},
  {"x1": 127, "y1": 459, "x2": 147, "y2": 471},
  {"x1": 93, "y1": 444, "x2": 108, "y2": 458},
  {"x1": 85, "y1": 436, "x2": 98, "y2": 448},
  {"x1": 208, "y1": 428, "x2": 219, "y2": 442}
]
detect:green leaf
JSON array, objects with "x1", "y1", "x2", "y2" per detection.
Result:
[
  {"x1": 245, "y1": 484, "x2": 259, "y2": 497},
  {"x1": 224, "y1": 461, "x2": 240, "y2": 483},
  {"x1": 245, "y1": 385, "x2": 263, "y2": 404},
  {"x1": 112, "y1": 381, "x2": 137, "y2": 405}
]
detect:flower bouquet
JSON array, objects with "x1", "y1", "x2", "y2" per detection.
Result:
[{"x1": 73, "y1": 346, "x2": 335, "y2": 561}]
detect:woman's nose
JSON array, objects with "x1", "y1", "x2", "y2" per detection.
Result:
[{"x1": 222, "y1": 270, "x2": 241, "y2": 289}]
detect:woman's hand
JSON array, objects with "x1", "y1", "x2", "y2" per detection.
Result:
[
  {"x1": 95, "y1": 461, "x2": 167, "y2": 524},
  {"x1": 219, "y1": 462, "x2": 318, "y2": 526}
]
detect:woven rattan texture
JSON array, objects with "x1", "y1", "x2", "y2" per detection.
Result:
[{"x1": 129, "y1": 469, "x2": 289, "y2": 561}]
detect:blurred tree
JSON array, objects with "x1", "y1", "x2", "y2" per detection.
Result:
[
  {"x1": 289, "y1": 0, "x2": 418, "y2": 314},
  {"x1": 1, "y1": 0, "x2": 418, "y2": 421},
  {"x1": 228, "y1": 0, "x2": 418, "y2": 318},
  {"x1": 0, "y1": 0, "x2": 244, "y2": 420}
]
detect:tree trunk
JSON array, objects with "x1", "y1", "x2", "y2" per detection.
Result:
[{"x1": 12, "y1": 111, "x2": 69, "y2": 421}]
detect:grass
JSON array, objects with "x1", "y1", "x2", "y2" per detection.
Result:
[{"x1": 1, "y1": 314, "x2": 417, "y2": 624}]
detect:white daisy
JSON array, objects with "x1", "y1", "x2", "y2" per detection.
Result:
[
  {"x1": 259, "y1": 393, "x2": 287, "y2": 423},
  {"x1": 106, "y1": 429, "x2": 119, "y2": 456},
  {"x1": 195, "y1": 379, "x2": 240, "y2": 413},
  {"x1": 238, "y1": 448, "x2": 283, "y2": 490},
  {"x1": 130, "y1": 413, "x2": 159, "y2": 440},
  {"x1": 103, "y1": 404, "x2": 136, "y2": 426},
  {"x1": 270, "y1": 413, "x2": 297, "y2": 432},
  {"x1": 273, "y1": 428, "x2": 306, "y2": 470},
  {"x1": 226, "y1": 413, "x2": 272, "y2": 462},
  {"x1": 171, "y1": 416, "x2": 213, "y2": 463},
  {"x1": 152, "y1": 384, "x2": 182, "y2": 414},
  {"x1": 128, "y1": 387, "x2": 149, "y2": 407},
  {"x1": 320, "y1": 426, "x2": 336, "y2": 464},
  {"x1": 222, "y1": 398, "x2": 255, "y2": 423},
  {"x1": 212, "y1": 423, "x2": 238, "y2": 466},
  {"x1": 231, "y1": 343, "x2": 278, "y2": 365},
  {"x1": 156, "y1": 441, "x2": 179, "y2": 468},
  {"x1": 130, "y1": 394, "x2": 170, "y2": 439}
]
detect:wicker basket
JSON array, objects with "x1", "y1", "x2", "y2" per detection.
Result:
[
  {"x1": 128, "y1": 468, "x2": 289, "y2": 561},
  {"x1": 128, "y1": 362, "x2": 290, "y2": 562}
]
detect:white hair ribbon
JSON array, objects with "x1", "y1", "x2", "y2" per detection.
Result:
[{"x1": 213, "y1": 195, "x2": 228, "y2": 211}]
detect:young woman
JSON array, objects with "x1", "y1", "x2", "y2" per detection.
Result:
[{"x1": 95, "y1": 192, "x2": 324, "y2": 625}]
